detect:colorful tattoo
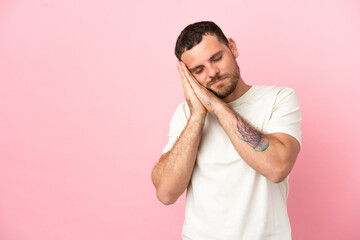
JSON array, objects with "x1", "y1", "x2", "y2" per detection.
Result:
[{"x1": 235, "y1": 115, "x2": 269, "y2": 152}]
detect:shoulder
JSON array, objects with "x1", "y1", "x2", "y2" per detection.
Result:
[
  {"x1": 168, "y1": 101, "x2": 191, "y2": 128},
  {"x1": 252, "y1": 85, "x2": 296, "y2": 95},
  {"x1": 174, "y1": 101, "x2": 191, "y2": 118},
  {"x1": 253, "y1": 85, "x2": 299, "y2": 105},
  {"x1": 264, "y1": 86, "x2": 302, "y2": 145},
  {"x1": 272, "y1": 86, "x2": 300, "y2": 108},
  {"x1": 274, "y1": 86, "x2": 297, "y2": 97}
]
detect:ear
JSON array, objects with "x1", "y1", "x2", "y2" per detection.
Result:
[{"x1": 228, "y1": 38, "x2": 239, "y2": 58}]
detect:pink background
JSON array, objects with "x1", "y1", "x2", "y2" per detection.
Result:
[{"x1": 1, "y1": 0, "x2": 359, "y2": 239}]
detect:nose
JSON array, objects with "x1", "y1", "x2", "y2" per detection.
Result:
[{"x1": 208, "y1": 63, "x2": 220, "y2": 78}]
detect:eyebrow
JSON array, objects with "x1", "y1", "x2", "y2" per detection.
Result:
[{"x1": 189, "y1": 50, "x2": 224, "y2": 72}]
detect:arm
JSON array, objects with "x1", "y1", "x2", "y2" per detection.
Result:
[
  {"x1": 152, "y1": 114, "x2": 204, "y2": 205},
  {"x1": 179, "y1": 62, "x2": 300, "y2": 183},
  {"x1": 151, "y1": 62, "x2": 207, "y2": 205},
  {"x1": 214, "y1": 102, "x2": 300, "y2": 183}
]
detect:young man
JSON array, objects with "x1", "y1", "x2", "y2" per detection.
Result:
[{"x1": 152, "y1": 21, "x2": 301, "y2": 240}]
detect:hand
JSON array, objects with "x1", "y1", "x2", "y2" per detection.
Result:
[
  {"x1": 177, "y1": 61, "x2": 207, "y2": 118},
  {"x1": 179, "y1": 62, "x2": 221, "y2": 113}
]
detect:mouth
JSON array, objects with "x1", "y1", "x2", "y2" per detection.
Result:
[{"x1": 211, "y1": 76, "x2": 227, "y2": 87}]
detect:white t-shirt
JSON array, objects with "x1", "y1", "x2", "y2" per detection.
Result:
[{"x1": 162, "y1": 85, "x2": 302, "y2": 240}]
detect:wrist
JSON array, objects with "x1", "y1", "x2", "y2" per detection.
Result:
[
  {"x1": 190, "y1": 112, "x2": 207, "y2": 124},
  {"x1": 213, "y1": 100, "x2": 227, "y2": 116}
]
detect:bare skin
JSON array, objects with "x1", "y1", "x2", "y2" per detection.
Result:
[
  {"x1": 151, "y1": 63, "x2": 207, "y2": 205},
  {"x1": 152, "y1": 35, "x2": 300, "y2": 205}
]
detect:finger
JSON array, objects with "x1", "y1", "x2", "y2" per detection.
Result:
[
  {"x1": 181, "y1": 62, "x2": 204, "y2": 93},
  {"x1": 177, "y1": 61, "x2": 195, "y2": 96},
  {"x1": 180, "y1": 62, "x2": 200, "y2": 86},
  {"x1": 177, "y1": 61, "x2": 189, "y2": 88}
]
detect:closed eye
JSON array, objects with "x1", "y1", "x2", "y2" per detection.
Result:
[
  {"x1": 213, "y1": 55, "x2": 222, "y2": 62},
  {"x1": 194, "y1": 68, "x2": 204, "y2": 74}
]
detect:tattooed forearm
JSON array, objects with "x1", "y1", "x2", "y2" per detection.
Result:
[
  {"x1": 199, "y1": 96, "x2": 211, "y2": 107},
  {"x1": 235, "y1": 115, "x2": 269, "y2": 152}
]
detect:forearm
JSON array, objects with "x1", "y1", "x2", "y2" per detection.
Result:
[
  {"x1": 214, "y1": 102, "x2": 296, "y2": 182},
  {"x1": 152, "y1": 114, "x2": 205, "y2": 205}
]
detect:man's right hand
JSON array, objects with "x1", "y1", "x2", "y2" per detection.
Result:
[{"x1": 177, "y1": 61, "x2": 207, "y2": 119}]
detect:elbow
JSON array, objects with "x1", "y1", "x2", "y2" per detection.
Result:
[
  {"x1": 156, "y1": 188, "x2": 178, "y2": 205},
  {"x1": 269, "y1": 172, "x2": 288, "y2": 183},
  {"x1": 152, "y1": 169, "x2": 180, "y2": 205},
  {"x1": 267, "y1": 150, "x2": 297, "y2": 183},
  {"x1": 152, "y1": 171, "x2": 179, "y2": 205},
  {"x1": 268, "y1": 163, "x2": 293, "y2": 184},
  {"x1": 266, "y1": 137, "x2": 300, "y2": 183}
]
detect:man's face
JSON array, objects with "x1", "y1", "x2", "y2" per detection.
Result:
[{"x1": 181, "y1": 34, "x2": 240, "y2": 99}]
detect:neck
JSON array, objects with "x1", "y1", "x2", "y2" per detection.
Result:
[{"x1": 223, "y1": 76, "x2": 251, "y2": 103}]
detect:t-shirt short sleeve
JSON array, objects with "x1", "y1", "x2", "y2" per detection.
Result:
[
  {"x1": 265, "y1": 87, "x2": 302, "y2": 145},
  {"x1": 161, "y1": 102, "x2": 190, "y2": 154}
]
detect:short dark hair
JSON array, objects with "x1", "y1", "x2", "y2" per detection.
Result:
[{"x1": 175, "y1": 21, "x2": 229, "y2": 61}]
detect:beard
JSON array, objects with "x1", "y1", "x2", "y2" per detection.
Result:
[{"x1": 206, "y1": 60, "x2": 241, "y2": 99}]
